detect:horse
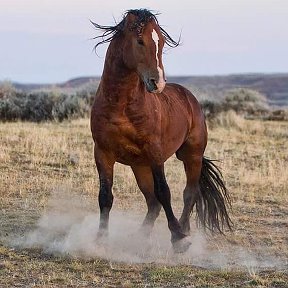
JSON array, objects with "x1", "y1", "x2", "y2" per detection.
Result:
[{"x1": 90, "y1": 9, "x2": 232, "y2": 252}]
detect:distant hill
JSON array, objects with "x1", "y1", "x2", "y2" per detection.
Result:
[
  {"x1": 12, "y1": 73, "x2": 288, "y2": 106},
  {"x1": 13, "y1": 76, "x2": 101, "y2": 93},
  {"x1": 169, "y1": 74, "x2": 288, "y2": 106}
]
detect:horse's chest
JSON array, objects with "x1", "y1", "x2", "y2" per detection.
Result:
[{"x1": 94, "y1": 118, "x2": 148, "y2": 164}]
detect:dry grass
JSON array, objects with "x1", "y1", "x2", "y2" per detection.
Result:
[{"x1": 0, "y1": 115, "x2": 287, "y2": 287}]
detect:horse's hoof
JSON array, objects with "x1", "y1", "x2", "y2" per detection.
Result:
[{"x1": 172, "y1": 237, "x2": 191, "y2": 253}]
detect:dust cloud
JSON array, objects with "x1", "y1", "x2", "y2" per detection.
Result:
[{"x1": 15, "y1": 189, "x2": 286, "y2": 270}]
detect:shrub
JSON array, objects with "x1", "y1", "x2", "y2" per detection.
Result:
[
  {"x1": 0, "y1": 81, "x2": 17, "y2": 99},
  {"x1": 52, "y1": 94, "x2": 91, "y2": 121},
  {"x1": 208, "y1": 110, "x2": 245, "y2": 130},
  {"x1": 267, "y1": 109, "x2": 288, "y2": 121},
  {"x1": 22, "y1": 92, "x2": 56, "y2": 121},
  {"x1": 200, "y1": 100, "x2": 223, "y2": 119},
  {"x1": 223, "y1": 88, "x2": 269, "y2": 115},
  {"x1": 0, "y1": 89, "x2": 93, "y2": 122},
  {"x1": 0, "y1": 95, "x2": 23, "y2": 120}
]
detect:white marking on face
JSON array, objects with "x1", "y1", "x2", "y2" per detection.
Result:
[{"x1": 151, "y1": 29, "x2": 165, "y2": 92}]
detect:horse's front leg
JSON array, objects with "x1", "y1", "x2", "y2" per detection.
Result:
[
  {"x1": 94, "y1": 147, "x2": 115, "y2": 239},
  {"x1": 152, "y1": 165, "x2": 191, "y2": 253}
]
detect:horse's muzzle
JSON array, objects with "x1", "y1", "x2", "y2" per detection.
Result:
[{"x1": 144, "y1": 78, "x2": 165, "y2": 93}]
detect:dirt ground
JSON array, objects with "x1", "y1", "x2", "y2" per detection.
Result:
[{"x1": 0, "y1": 116, "x2": 287, "y2": 287}]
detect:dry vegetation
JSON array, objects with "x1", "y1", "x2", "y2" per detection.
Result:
[{"x1": 0, "y1": 114, "x2": 287, "y2": 287}]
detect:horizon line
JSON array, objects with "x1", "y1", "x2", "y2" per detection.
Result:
[{"x1": 3, "y1": 71, "x2": 288, "y2": 85}]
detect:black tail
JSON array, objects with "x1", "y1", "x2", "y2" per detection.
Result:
[{"x1": 196, "y1": 157, "x2": 233, "y2": 233}]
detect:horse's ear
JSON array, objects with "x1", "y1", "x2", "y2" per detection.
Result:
[{"x1": 123, "y1": 12, "x2": 137, "y2": 31}]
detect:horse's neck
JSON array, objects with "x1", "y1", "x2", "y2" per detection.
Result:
[{"x1": 100, "y1": 41, "x2": 144, "y2": 105}]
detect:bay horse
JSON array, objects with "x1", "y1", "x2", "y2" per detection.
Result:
[{"x1": 90, "y1": 9, "x2": 232, "y2": 252}]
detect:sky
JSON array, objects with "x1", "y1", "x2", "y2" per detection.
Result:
[{"x1": 0, "y1": 0, "x2": 287, "y2": 83}]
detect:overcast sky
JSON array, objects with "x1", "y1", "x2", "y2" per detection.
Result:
[{"x1": 0, "y1": 0, "x2": 287, "y2": 83}]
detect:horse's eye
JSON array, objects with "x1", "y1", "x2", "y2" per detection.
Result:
[{"x1": 137, "y1": 39, "x2": 144, "y2": 46}]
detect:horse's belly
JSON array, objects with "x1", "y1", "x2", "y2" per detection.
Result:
[
  {"x1": 116, "y1": 139, "x2": 182, "y2": 166},
  {"x1": 114, "y1": 142, "x2": 150, "y2": 166}
]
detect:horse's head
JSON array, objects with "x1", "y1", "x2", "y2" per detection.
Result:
[
  {"x1": 122, "y1": 11, "x2": 166, "y2": 93},
  {"x1": 92, "y1": 9, "x2": 179, "y2": 94},
  {"x1": 92, "y1": 9, "x2": 179, "y2": 93}
]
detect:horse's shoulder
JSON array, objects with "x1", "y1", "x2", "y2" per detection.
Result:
[{"x1": 164, "y1": 83, "x2": 199, "y2": 105}]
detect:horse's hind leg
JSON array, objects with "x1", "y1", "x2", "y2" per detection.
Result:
[
  {"x1": 132, "y1": 165, "x2": 161, "y2": 235},
  {"x1": 151, "y1": 164, "x2": 191, "y2": 253},
  {"x1": 176, "y1": 146, "x2": 204, "y2": 235}
]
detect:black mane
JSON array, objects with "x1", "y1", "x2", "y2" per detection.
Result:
[{"x1": 91, "y1": 9, "x2": 180, "y2": 51}]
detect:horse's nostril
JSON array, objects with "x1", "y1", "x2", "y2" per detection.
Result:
[{"x1": 149, "y1": 78, "x2": 157, "y2": 90}]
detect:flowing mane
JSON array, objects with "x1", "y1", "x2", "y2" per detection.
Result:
[{"x1": 91, "y1": 9, "x2": 180, "y2": 50}]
